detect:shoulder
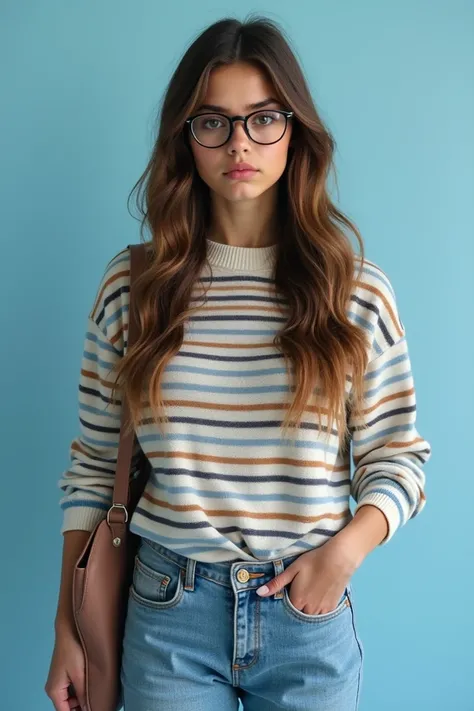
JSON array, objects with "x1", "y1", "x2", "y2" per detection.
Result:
[
  {"x1": 350, "y1": 254, "x2": 405, "y2": 359},
  {"x1": 88, "y1": 245, "x2": 131, "y2": 354}
]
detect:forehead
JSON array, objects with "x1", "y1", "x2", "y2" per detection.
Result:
[{"x1": 197, "y1": 62, "x2": 282, "y2": 113}]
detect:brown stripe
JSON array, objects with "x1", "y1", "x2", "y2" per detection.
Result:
[
  {"x1": 354, "y1": 279, "x2": 404, "y2": 338},
  {"x1": 82, "y1": 370, "x2": 348, "y2": 420},
  {"x1": 352, "y1": 435, "x2": 426, "y2": 465},
  {"x1": 386, "y1": 436, "x2": 427, "y2": 449},
  {"x1": 145, "y1": 450, "x2": 347, "y2": 472},
  {"x1": 142, "y1": 491, "x2": 349, "y2": 523},
  {"x1": 361, "y1": 387, "x2": 415, "y2": 415},
  {"x1": 80, "y1": 373, "x2": 333, "y2": 417},
  {"x1": 110, "y1": 323, "x2": 127, "y2": 347},
  {"x1": 70, "y1": 440, "x2": 114, "y2": 460}
]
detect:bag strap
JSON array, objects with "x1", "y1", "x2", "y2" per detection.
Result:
[{"x1": 107, "y1": 242, "x2": 148, "y2": 526}]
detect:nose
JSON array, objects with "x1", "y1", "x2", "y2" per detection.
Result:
[{"x1": 227, "y1": 119, "x2": 251, "y2": 150}]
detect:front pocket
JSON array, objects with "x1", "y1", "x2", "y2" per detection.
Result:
[
  {"x1": 282, "y1": 586, "x2": 350, "y2": 623},
  {"x1": 130, "y1": 555, "x2": 184, "y2": 610}
]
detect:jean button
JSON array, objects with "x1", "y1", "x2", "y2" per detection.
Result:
[{"x1": 237, "y1": 568, "x2": 250, "y2": 583}]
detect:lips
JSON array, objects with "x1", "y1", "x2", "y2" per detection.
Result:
[{"x1": 225, "y1": 163, "x2": 257, "y2": 173}]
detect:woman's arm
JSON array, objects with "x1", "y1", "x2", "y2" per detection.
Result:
[
  {"x1": 348, "y1": 332, "x2": 432, "y2": 546},
  {"x1": 54, "y1": 530, "x2": 91, "y2": 631},
  {"x1": 57, "y1": 249, "x2": 141, "y2": 534}
]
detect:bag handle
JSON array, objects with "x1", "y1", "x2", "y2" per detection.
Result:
[{"x1": 107, "y1": 242, "x2": 148, "y2": 526}]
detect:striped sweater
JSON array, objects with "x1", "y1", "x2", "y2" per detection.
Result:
[{"x1": 58, "y1": 239, "x2": 432, "y2": 562}]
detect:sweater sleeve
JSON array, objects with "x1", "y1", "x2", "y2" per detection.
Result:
[
  {"x1": 349, "y1": 278, "x2": 432, "y2": 545},
  {"x1": 58, "y1": 249, "x2": 141, "y2": 534}
]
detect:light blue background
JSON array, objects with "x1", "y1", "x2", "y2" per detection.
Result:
[{"x1": 1, "y1": 1, "x2": 472, "y2": 709}]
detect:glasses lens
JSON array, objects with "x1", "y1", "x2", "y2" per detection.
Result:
[
  {"x1": 247, "y1": 110, "x2": 287, "y2": 143},
  {"x1": 191, "y1": 114, "x2": 231, "y2": 147}
]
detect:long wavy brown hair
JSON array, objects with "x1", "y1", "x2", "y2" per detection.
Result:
[{"x1": 110, "y1": 14, "x2": 370, "y2": 452}]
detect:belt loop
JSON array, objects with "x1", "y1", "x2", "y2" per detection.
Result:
[
  {"x1": 272, "y1": 559, "x2": 284, "y2": 599},
  {"x1": 183, "y1": 557, "x2": 196, "y2": 591}
]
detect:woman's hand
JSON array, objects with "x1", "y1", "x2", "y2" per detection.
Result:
[
  {"x1": 256, "y1": 505, "x2": 389, "y2": 614},
  {"x1": 256, "y1": 535, "x2": 361, "y2": 615},
  {"x1": 45, "y1": 622, "x2": 87, "y2": 711}
]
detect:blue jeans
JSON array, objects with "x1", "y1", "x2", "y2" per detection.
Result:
[{"x1": 120, "y1": 536, "x2": 364, "y2": 710}]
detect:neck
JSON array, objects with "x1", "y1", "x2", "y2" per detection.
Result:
[{"x1": 208, "y1": 183, "x2": 280, "y2": 249}]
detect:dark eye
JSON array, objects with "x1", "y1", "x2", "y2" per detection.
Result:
[
  {"x1": 204, "y1": 118, "x2": 224, "y2": 130},
  {"x1": 255, "y1": 113, "x2": 274, "y2": 125}
]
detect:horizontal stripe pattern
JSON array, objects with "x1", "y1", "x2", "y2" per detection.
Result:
[{"x1": 58, "y1": 243, "x2": 431, "y2": 561}]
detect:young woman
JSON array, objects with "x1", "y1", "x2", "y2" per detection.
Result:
[{"x1": 46, "y1": 15, "x2": 432, "y2": 711}]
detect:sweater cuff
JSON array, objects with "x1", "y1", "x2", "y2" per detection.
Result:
[
  {"x1": 354, "y1": 491, "x2": 402, "y2": 545},
  {"x1": 61, "y1": 505, "x2": 108, "y2": 535}
]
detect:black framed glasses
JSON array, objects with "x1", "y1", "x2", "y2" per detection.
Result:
[{"x1": 185, "y1": 109, "x2": 294, "y2": 148}]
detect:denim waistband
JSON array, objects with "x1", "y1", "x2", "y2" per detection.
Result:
[{"x1": 139, "y1": 536, "x2": 304, "y2": 589}]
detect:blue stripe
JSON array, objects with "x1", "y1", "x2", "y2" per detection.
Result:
[
  {"x1": 189, "y1": 314, "x2": 287, "y2": 323},
  {"x1": 365, "y1": 370, "x2": 412, "y2": 398},
  {"x1": 152, "y1": 476, "x2": 350, "y2": 505},
  {"x1": 140, "y1": 431, "x2": 338, "y2": 452},
  {"x1": 161, "y1": 381, "x2": 290, "y2": 394},
  {"x1": 79, "y1": 403, "x2": 120, "y2": 419},
  {"x1": 61, "y1": 499, "x2": 109, "y2": 511},
  {"x1": 81, "y1": 433, "x2": 119, "y2": 448},
  {"x1": 360, "y1": 487, "x2": 405, "y2": 525},
  {"x1": 357, "y1": 262, "x2": 397, "y2": 300},
  {"x1": 104, "y1": 304, "x2": 129, "y2": 329},
  {"x1": 365, "y1": 348, "x2": 408, "y2": 379},
  {"x1": 354, "y1": 422, "x2": 416, "y2": 446},
  {"x1": 349, "y1": 310, "x2": 376, "y2": 333},
  {"x1": 164, "y1": 364, "x2": 291, "y2": 377},
  {"x1": 354, "y1": 473, "x2": 415, "y2": 508},
  {"x1": 85, "y1": 329, "x2": 118, "y2": 354},
  {"x1": 397, "y1": 455, "x2": 424, "y2": 482},
  {"x1": 83, "y1": 350, "x2": 117, "y2": 371}
]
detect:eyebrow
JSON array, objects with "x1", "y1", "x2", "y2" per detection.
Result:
[{"x1": 195, "y1": 97, "x2": 282, "y2": 113}]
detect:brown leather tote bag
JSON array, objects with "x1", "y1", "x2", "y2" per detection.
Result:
[{"x1": 71, "y1": 242, "x2": 151, "y2": 711}]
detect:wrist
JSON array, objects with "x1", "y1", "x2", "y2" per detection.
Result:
[
  {"x1": 336, "y1": 504, "x2": 389, "y2": 567},
  {"x1": 54, "y1": 612, "x2": 76, "y2": 635},
  {"x1": 330, "y1": 529, "x2": 366, "y2": 571}
]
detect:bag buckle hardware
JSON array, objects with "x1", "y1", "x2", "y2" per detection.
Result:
[{"x1": 106, "y1": 503, "x2": 129, "y2": 525}]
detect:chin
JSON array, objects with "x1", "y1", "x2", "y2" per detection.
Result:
[
  {"x1": 226, "y1": 188, "x2": 263, "y2": 202},
  {"x1": 210, "y1": 182, "x2": 259, "y2": 197}
]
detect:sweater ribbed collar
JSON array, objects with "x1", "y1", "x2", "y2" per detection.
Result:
[{"x1": 205, "y1": 237, "x2": 278, "y2": 272}]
